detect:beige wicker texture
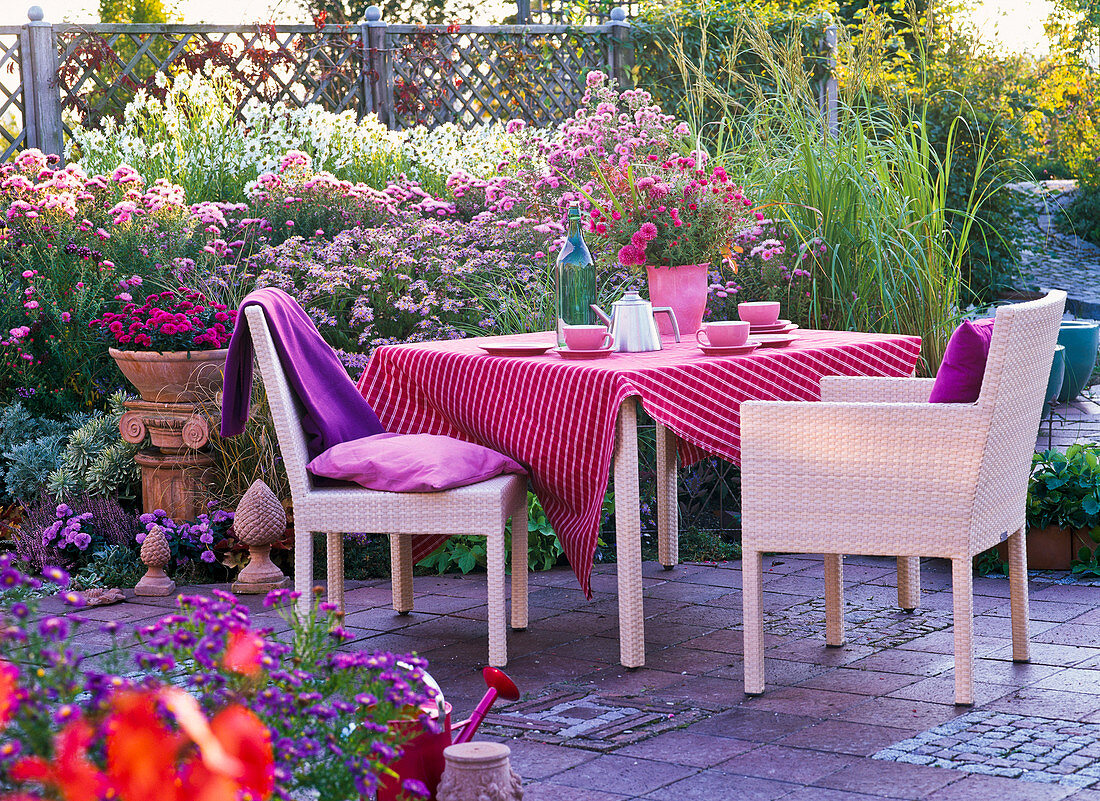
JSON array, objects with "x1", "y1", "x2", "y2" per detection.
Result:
[
  {"x1": 655, "y1": 423, "x2": 679, "y2": 569},
  {"x1": 614, "y1": 398, "x2": 646, "y2": 667},
  {"x1": 244, "y1": 306, "x2": 529, "y2": 666},
  {"x1": 740, "y1": 291, "x2": 1066, "y2": 705}
]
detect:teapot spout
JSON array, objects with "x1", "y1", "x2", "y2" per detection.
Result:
[{"x1": 590, "y1": 304, "x2": 612, "y2": 326}]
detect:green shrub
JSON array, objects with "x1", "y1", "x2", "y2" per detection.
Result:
[{"x1": 1057, "y1": 186, "x2": 1100, "y2": 245}]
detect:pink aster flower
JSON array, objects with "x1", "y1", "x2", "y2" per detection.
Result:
[{"x1": 638, "y1": 222, "x2": 658, "y2": 241}]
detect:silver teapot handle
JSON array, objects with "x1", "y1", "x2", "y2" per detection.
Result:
[{"x1": 651, "y1": 307, "x2": 680, "y2": 342}]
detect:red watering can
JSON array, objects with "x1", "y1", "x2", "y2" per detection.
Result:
[{"x1": 377, "y1": 667, "x2": 520, "y2": 801}]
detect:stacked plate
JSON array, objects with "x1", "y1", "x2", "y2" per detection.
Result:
[{"x1": 748, "y1": 319, "x2": 799, "y2": 335}]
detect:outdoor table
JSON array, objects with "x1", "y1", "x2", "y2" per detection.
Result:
[{"x1": 356, "y1": 329, "x2": 922, "y2": 668}]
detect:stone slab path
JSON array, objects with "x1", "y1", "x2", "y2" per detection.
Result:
[{"x1": 39, "y1": 558, "x2": 1100, "y2": 800}]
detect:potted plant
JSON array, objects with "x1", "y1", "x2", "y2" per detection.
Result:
[
  {"x1": 582, "y1": 157, "x2": 756, "y2": 335},
  {"x1": 91, "y1": 288, "x2": 235, "y2": 404},
  {"x1": 1015, "y1": 445, "x2": 1100, "y2": 569}
]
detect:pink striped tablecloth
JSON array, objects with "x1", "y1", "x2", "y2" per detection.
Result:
[{"x1": 356, "y1": 330, "x2": 922, "y2": 596}]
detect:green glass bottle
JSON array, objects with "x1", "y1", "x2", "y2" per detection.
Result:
[{"x1": 555, "y1": 204, "x2": 597, "y2": 346}]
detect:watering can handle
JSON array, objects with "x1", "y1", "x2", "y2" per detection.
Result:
[{"x1": 652, "y1": 307, "x2": 681, "y2": 342}]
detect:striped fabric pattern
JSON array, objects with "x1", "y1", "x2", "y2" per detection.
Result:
[{"x1": 357, "y1": 330, "x2": 922, "y2": 596}]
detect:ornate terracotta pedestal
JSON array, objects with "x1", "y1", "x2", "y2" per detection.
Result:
[{"x1": 120, "y1": 399, "x2": 215, "y2": 522}]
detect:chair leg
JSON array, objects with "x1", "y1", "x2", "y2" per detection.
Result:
[
  {"x1": 295, "y1": 530, "x2": 314, "y2": 619},
  {"x1": 510, "y1": 497, "x2": 529, "y2": 632},
  {"x1": 742, "y1": 548, "x2": 766, "y2": 696},
  {"x1": 656, "y1": 422, "x2": 679, "y2": 569},
  {"x1": 897, "y1": 556, "x2": 921, "y2": 611},
  {"x1": 326, "y1": 532, "x2": 345, "y2": 613},
  {"x1": 952, "y1": 557, "x2": 975, "y2": 706},
  {"x1": 824, "y1": 553, "x2": 845, "y2": 647},
  {"x1": 389, "y1": 533, "x2": 414, "y2": 614},
  {"x1": 487, "y1": 529, "x2": 507, "y2": 667},
  {"x1": 1008, "y1": 526, "x2": 1031, "y2": 663}
]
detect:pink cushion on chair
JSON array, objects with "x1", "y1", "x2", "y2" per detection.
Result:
[
  {"x1": 929, "y1": 318, "x2": 996, "y2": 403},
  {"x1": 307, "y1": 433, "x2": 526, "y2": 492}
]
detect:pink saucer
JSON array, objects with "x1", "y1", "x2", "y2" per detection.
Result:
[
  {"x1": 699, "y1": 342, "x2": 761, "y2": 357},
  {"x1": 753, "y1": 333, "x2": 801, "y2": 348},
  {"x1": 749, "y1": 320, "x2": 797, "y2": 333},
  {"x1": 480, "y1": 343, "x2": 554, "y2": 357},
  {"x1": 555, "y1": 345, "x2": 614, "y2": 360}
]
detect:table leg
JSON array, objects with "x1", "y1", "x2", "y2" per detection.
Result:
[
  {"x1": 656, "y1": 422, "x2": 679, "y2": 569},
  {"x1": 614, "y1": 397, "x2": 645, "y2": 669}
]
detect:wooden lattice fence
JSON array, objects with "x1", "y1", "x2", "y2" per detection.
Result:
[{"x1": 1, "y1": 5, "x2": 631, "y2": 162}]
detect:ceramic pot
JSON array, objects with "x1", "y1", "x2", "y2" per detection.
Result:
[
  {"x1": 1056, "y1": 321, "x2": 1100, "y2": 404},
  {"x1": 645, "y1": 262, "x2": 710, "y2": 336},
  {"x1": 377, "y1": 702, "x2": 452, "y2": 801},
  {"x1": 1046, "y1": 345, "x2": 1066, "y2": 405},
  {"x1": 109, "y1": 348, "x2": 228, "y2": 404},
  {"x1": 997, "y1": 525, "x2": 1073, "y2": 570}
]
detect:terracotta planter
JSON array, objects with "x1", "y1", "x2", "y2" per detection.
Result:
[
  {"x1": 646, "y1": 262, "x2": 710, "y2": 336},
  {"x1": 997, "y1": 525, "x2": 1073, "y2": 570},
  {"x1": 110, "y1": 347, "x2": 228, "y2": 404}
]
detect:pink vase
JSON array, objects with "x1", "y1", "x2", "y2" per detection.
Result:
[{"x1": 646, "y1": 263, "x2": 710, "y2": 336}]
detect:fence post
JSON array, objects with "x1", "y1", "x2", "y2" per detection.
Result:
[
  {"x1": 22, "y1": 6, "x2": 64, "y2": 158},
  {"x1": 822, "y1": 24, "x2": 838, "y2": 137},
  {"x1": 516, "y1": 0, "x2": 531, "y2": 24},
  {"x1": 363, "y1": 5, "x2": 394, "y2": 129},
  {"x1": 605, "y1": 7, "x2": 633, "y2": 88}
]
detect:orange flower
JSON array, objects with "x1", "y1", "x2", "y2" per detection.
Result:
[
  {"x1": 0, "y1": 660, "x2": 18, "y2": 730},
  {"x1": 105, "y1": 692, "x2": 185, "y2": 801},
  {"x1": 180, "y1": 706, "x2": 274, "y2": 801},
  {"x1": 222, "y1": 629, "x2": 265, "y2": 678},
  {"x1": 10, "y1": 718, "x2": 109, "y2": 801}
]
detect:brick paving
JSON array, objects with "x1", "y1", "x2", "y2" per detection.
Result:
[{"x1": 35, "y1": 555, "x2": 1100, "y2": 799}]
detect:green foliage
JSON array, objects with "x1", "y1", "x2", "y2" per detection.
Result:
[
  {"x1": 1027, "y1": 445, "x2": 1100, "y2": 531},
  {"x1": 1058, "y1": 186, "x2": 1100, "y2": 244},
  {"x1": 973, "y1": 547, "x2": 1008, "y2": 577},
  {"x1": 0, "y1": 403, "x2": 87, "y2": 505},
  {"x1": 46, "y1": 393, "x2": 140, "y2": 505},
  {"x1": 69, "y1": 543, "x2": 145, "y2": 590}
]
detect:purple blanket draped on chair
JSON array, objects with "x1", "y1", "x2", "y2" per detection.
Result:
[{"x1": 221, "y1": 287, "x2": 385, "y2": 459}]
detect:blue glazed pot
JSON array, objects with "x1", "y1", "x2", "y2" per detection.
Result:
[
  {"x1": 1057, "y1": 321, "x2": 1100, "y2": 403},
  {"x1": 1046, "y1": 345, "x2": 1065, "y2": 405}
]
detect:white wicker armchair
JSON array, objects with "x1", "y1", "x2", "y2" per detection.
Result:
[
  {"x1": 244, "y1": 306, "x2": 529, "y2": 666},
  {"x1": 740, "y1": 290, "x2": 1066, "y2": 705}
]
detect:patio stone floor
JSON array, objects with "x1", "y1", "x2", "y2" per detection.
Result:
[{"x1": 39, "y1": 554, "x2": 1100, "y2": 799}]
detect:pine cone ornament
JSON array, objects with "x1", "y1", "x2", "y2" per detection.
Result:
[
  {"x1": 140, "y1": 524, "x2": 171, "y2": 567},
  {"x1": 234, "y1": 480, "x2": 286, "y2": 548},
  {"x1": 135, "y1": 523, "x2": 176, "y2": 596},
  {"x1": 233, "y1": 480, "x2": 290, "y2": 593}
]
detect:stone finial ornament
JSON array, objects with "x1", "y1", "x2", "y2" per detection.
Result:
[
  {"x1": 231, "y1": 479, "x2": 290, "y2": 594},
  {"x1": 437, "y1": 742, "x2": 523, "y2": 801},
  {"x1": 134, "y1": 524, "x2": 176, "y2": 596}
]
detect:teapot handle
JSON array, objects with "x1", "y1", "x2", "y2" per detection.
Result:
[{"x1": 652, "y1": 307, "x2": 680, "y2": 342}]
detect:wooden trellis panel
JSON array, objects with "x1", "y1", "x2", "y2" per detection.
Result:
[
  {"x1": 0, "y1": 28, "x2": 26, "y2": 161},
  {"x1": 389, "y1": 24, "x2": 607, "y2": 129},
  {"x1": 53, "y1": 23, "x2": 368, "y2": 132}
]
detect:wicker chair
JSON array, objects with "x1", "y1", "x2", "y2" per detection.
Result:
[
  {"x1": 740, "y1": 290, "x2": 1066, "y2": 705},
  {"x1": 244, "y1": 305, "x2": 529, "y2": 666}
]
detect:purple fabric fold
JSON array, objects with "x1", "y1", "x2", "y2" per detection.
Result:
[{"x1": 220, "y1": 287, "x2": 385, "y2": 459}]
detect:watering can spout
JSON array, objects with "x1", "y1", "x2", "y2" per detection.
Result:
[{"x1": 452, "y1": 667, "x2": 520, "y2": 745}]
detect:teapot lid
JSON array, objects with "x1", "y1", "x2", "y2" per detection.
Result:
[{"x1": 614, "y1": 291, "x2": 649, "y2": 306}]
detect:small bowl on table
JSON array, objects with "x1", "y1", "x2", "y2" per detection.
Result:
[{"x1": 738, "y1": 302, "x2": 781, "y2": 327}]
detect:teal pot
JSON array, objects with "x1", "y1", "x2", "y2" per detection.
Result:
[
  {"x1": 1046, "y1": 345, "x2": 1065, "y2": 405},
  {"x1": 1057, "y1": 321, "x2": 1100, "y2": 403}
]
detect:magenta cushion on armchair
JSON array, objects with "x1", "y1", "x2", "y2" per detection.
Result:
[
  {"x1": 928, "y1": 318, "x2": 996, "y2": 403},
  {"x1": 307, "y1": 432, "x2": 526, "y2": 492}
]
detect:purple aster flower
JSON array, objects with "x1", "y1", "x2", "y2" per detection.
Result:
[{"x1": 41, "y1": 566, "x2": 70, "y2": 587}]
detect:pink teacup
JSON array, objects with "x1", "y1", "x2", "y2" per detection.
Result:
[
  {"x1": 738, "y1": 301, "x2": 781, "y2": 326},
  {"x1": 563, "y1": 325, "x2": 614, "y2": 351},
  {"x1": 696, "y1": 321, "x2": 750, "y2": 348}
]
